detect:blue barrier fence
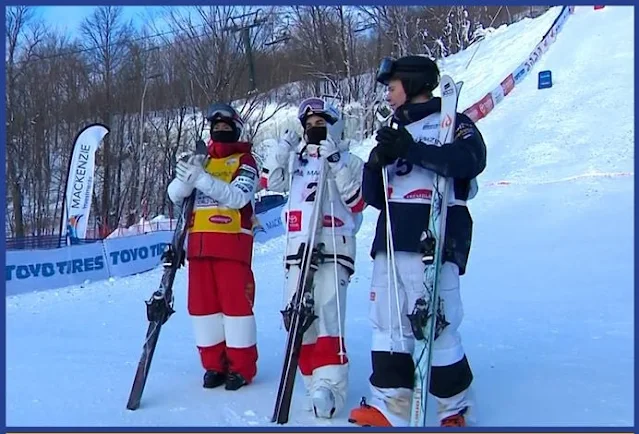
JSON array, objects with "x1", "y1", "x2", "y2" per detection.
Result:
[
  {"x1": 5, "y1": 235, "x2": 103, "y2": 251},
  {"x1": 6, "y1": 194, "x2": 288, "y2": 252},
  {"x1": 6, "y1": 199, "x2": 287, "y2": 295}
]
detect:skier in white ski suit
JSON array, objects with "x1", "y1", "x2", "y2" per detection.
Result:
[
  {"x1": 348, "y1": 56, "x2": 486, "y2": 427},
  {"x1": 259, "y1": 97, "x2": 365, "y2": 419}
]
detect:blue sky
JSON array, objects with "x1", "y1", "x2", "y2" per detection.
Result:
[{"x1": 33, "y1": 6, "x2": 190, "y2": 36}]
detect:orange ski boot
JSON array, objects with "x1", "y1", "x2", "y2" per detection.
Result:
[
  {"x1": 441, "y1": 411, "x2": 466, "y2": 427},
  {"x1": 348, "y1": 397, "x2": 392, "y2": 427}
]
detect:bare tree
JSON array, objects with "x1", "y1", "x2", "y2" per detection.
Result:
[
  {"x1": 6, "y1": 6, "x2": 44, "y2": 237},
  {"x1": 79, "y1": 5, "x2": 133, "y2": 234},
  {"x1": 4, "y1": 5, "x2": 549, "y2": 238}
]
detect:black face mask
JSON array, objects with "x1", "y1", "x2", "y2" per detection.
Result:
[
  {"x1": 305, "y1": 126, "x2": 327, "y2": 145},
  {"x1": 211, "y1": 130, "x2": 237, "y2": 143}
]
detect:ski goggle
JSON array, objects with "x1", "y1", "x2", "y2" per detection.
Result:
[
  {"x1": 206, "y1": 104, "x2": 244, "y2": 128},
  {"x1": 297, "y1": 98, "x2": 339, "y2": 124},
  {"x1": 376, "y1": 57, "x2": 395, "y2": 85}
]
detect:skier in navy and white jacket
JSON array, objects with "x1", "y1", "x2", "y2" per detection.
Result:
[
  {"x1": 348, "y1": 55, "x2": 487, "y2": 428},
  {"x1": 259, "y1": 98, "x2": 365, "y2": 420}
]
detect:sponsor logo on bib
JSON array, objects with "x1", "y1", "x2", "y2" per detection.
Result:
[
  {"x1": 323, "y1": 215, "x2": 344, "y2": 227},
  {"x1": 209, "y1": 215, "x2": 232, "y2": 224},
  {"x1": 404, "y1": 189, "x2": 432, "y2": 200},
  {"x1": 286, "y1": 210, "x2": 302, "y2": 232}
]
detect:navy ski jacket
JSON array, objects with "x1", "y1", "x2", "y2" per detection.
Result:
[{"x1": 363, "y1": 97, "x2": 487, "y2": 275}]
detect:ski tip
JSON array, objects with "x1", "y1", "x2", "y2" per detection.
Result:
[
  {"x1": 440, "y1": 76, "x2": 464, "y2": 97},
  {"x1": 440, "y1": 75, "x2": 462, "y2": 86}
]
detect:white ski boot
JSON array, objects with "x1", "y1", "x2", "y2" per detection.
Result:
[{"x1": 312, "y1": 386, "x2": 336, "y2": 419}]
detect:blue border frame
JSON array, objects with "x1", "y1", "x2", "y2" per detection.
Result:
[
  {"x1": 3, "y1": 1, "x2": 639, "y2": 6},
  {"x1": 2, "y1": 2, "x2": 637, "y2": 433},
  {"x1": 3, "y1": 429, "x2": 637, "y2": 433}
]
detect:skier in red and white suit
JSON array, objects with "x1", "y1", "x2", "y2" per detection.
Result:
[
  {"x1": 259, "y1": 98, "x2": 365, "y2": 419},
  {"x1": 167, "y1": 103, "x2": 259, "y2": 391}
]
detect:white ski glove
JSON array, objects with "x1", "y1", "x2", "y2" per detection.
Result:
[
  {"x1": 319, "y1": 137, "x2": 345, "y2": 170},
  {"x1": 167, "y1": 178, "x2": 193, "y2": 205},
  {"x1": 281, "y1": 129, "x2": 301, "y2": 150},
  {"x1": 175, "y1": 159, "x2": 207, "y2": 186},
  {"x1": 167, "y1": 154, "x2": 198, "y2": 204},
  {"x1": 262, "y1": 129, "x2": 300, "y2": 174},
  {"x1": 177, "y1": 151, "x2": 207, "y2": 166}
]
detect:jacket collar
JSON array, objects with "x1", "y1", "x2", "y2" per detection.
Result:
[{"x1": 207, "y1": 140, "x2": 252, "y2": 158}]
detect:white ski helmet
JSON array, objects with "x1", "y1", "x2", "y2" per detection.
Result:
[{"x1": 297, "y1": 97, "x2": 344, "y2": 142}]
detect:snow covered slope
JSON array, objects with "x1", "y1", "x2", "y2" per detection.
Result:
[{"x1": 6, "y1": 6, "x2": 634, "y2": 427}]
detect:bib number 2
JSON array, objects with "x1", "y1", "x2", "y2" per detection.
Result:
[{"x1": 305, "y1": 182, "x2": 318, "y2": 202}]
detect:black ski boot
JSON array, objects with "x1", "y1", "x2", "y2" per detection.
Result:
[
  {"x1": 225, "y1": 372, "x2": 248, "y2": 391},
  {"x1": 203, "y1": 370, "x2": 226, "y2": 389}
]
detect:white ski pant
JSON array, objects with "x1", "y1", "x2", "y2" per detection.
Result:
[
  {"x1": 285, "y1": 261, "x2": 350, "y2": 415},
  {"x1": 367, "y1": 251, "x2": 473, "y2": 424}
]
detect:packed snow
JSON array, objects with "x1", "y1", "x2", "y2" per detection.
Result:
[{"x1": 6, "y1": 6, "x2": 634, "y2": 427}]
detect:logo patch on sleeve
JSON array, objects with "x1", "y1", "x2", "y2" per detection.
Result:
[{"x1": 455, "y1": 123, "x2": 475, "y2": 140}]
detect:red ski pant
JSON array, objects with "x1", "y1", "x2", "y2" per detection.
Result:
[{"x1": 187, "y1": 257, "x2": 258, "y2": 382}]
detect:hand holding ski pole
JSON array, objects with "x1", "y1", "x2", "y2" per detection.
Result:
[
  {"x1": 318, "y1": 137, "x2": 341, "y2": 164},
  {"x1": 365, "y1": 146, "x2": 395, "y2": 171},
  {"x1": 375, "y1": 126, "x2": 415, "y2": 160}
]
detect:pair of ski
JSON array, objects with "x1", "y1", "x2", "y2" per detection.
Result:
[
  {"x1": 271, "y1": 157, "x2": 329, "y2": 424},
  {"x1": 125, "y1": 139, "x2": 208, "y2": 411}
]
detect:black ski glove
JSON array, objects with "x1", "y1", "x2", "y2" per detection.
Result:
[
  {"x1": 366, "y1": 145, "x2": 395, "y2": 170},
  {"x1": 375, "y1": 126, "x2": 416, "y2": 160}
]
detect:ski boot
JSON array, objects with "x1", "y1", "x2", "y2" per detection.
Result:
[
  {"x1": 203, "y1": 370, "x2": 226, "y2": 389},
  {"x1": 225, "y1": 372, "x2": 248, "y2": 391},
  {"x1": 348, "y1": 397, "x2": 392, "y2": 427},
  {"x1": 441, "y1": 411, "x2": 467, "y2": 427},
  {"x1": 312, "y1": 386, "x2": 336, "y2": 419}
]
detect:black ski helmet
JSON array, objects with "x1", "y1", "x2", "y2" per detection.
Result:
[
  {"x1": 376, "y1": 55, "x2": 440, "y2": 99},
  {"x1": 205, "y1": 103, "x2": 244, "y2": 142}
]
